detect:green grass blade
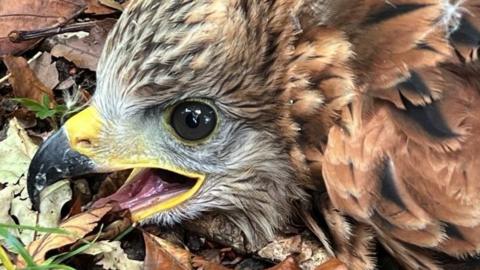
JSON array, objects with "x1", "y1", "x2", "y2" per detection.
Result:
[
  {"x1": 24, "y1": 264, "x2": 77, "y2": 270},
  {"x1": 0, "y1": 227, "x2": 36, "y2": 266},
  {"x1": 0, "y1": 244, "x2": 15, "y2": 270},
  {"x1": 0, "y1": 224, "x2": 70, "y2": 235},
  {"x1": 113, "y1": 226, "x2": 134, "y2": 241},
  {"x1": 53, "y1": 225, "x2": 103, "y2": 265}
]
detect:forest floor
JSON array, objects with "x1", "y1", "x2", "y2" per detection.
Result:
[{"x1": 0, "y1": 1, "x2": 334, "y2": 270}]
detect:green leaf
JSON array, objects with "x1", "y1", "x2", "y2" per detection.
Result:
[
  {"x1": 54, "y1": 105, "x2": 68, "y2": 114},
  {"x1": 36, "y1": 109, "x2": 57, "y2": 120},
  {"x1": 11, "y1": 98, "x2": 46, "y2": 113},
  {"x1": 42, "y1": 95, "x2": 51, "y2": 108}
]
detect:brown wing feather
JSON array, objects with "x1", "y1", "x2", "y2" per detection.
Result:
[{"x1": 294, "y1": 0, "x2": 480, "y2": 268}]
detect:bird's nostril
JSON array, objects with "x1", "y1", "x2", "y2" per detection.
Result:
[{"x1": 76, "y1": 139, "x2": 93, "y2": 148}]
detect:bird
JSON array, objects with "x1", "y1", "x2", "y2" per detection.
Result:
[{"x1": 26, "y1": 0, "x2": 480, "y2": 269}]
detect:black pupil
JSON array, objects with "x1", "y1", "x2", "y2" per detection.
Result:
[
  {"x1": 185, "y1": 110, "x2": 200, "y2": 128},
  {"x1": 171, "y1": 102, "x2": 217, "y2": 141}
]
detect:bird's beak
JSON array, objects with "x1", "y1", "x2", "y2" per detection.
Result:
[{"x1": 27, "y1": 106, "x2": 205, "y2": 221}]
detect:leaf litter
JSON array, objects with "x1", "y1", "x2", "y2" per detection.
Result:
[
  {"x1": 0, "y1": 0, "x2": 87, "y2": 56},
  {"x1": 0, "y1": 118, "x2": 71, "y2": 245},
  {"x1": 0, "y1": 0, "x2": 339, "y2": 269}
]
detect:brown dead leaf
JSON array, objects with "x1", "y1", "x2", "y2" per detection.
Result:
[
  {"x1": 82, "y1": 217, "x2": 132, "y2": 243},
  {"x1": 266, "y1": 257, "x2": 301, "y2": 270},
  {"x1": 85, "y1": 0, "x2": 118, "y2": 15},
  {"x1": 143, "y1": 232, "x2": 192, "y2": 270},
  {"x1": 184, "y1": 214, "x2": 250, "y2": 253},
  {"x1": 51, "y1": 19, "x2": 116, "y2": 71},
  {"x1": 258, "y1": 233, "x2": 330, "y2": 270},
  {"x1": 99, "y1": 0, "x2": 129, "y2": 11},
  {"x1": 3, "y1": 55, "x2": 54, "y2": 102},
  {"x1": 29, "y1": 52, "x2": 59, "y2": 90},
  {"x1": 16, "y1": 205, "x2": 112, "y2": 268},
  {"x1": 93, "y1": 170, "x2": 131, "y2": 202},
  {"x1": 13, "y1": 108, "x2": 37, "y2": 129},
  {"x1": 0, "y1": 0, "x2": 86, "y2": 56},
  {"x1": 258, "y1": 235, "x2": 302, "y2": 262},
  {"x1": 192, "y1": 256, "x2": 232, "y2": 270},
  {"x1": 315, "y1": 259, "x2": 348, "y2": 270}
]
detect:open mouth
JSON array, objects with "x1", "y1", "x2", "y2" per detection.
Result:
[{"x1": 93, "y1": 168, "x2": 204, "y2": 221}]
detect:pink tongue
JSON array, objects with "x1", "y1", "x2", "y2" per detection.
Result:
[{"x1": 92, "y1": 169, "x2": 189, "y2": 211}]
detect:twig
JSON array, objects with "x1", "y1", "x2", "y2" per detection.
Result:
[
  {"x1": 0, "y1": 51, "x2": 43, "y2": 85},
  {"x1": 8, "y1": 21, "x2": 97, "y2": 43}
]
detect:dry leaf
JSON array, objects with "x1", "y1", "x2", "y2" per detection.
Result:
[
  {"x1": 3, "y1": 55, "x2": 54, "y2": 102},
  {"x1": 56, "y1": 77, "x2": 76, "y2": 90},
  {"x1": 0, "y1": 186, "x2": 19, "y2": 238},
  {"x1": 0, "y1": 0, "x2": 86, "y2": 56},
  {"x1": 315, "y1": 259, "x2": 348, "y2": 270},
  {"x1": 0, "y1": 118, "x2": 37, "y2": 182},
  {"x1": 83, "y1": 217, "x2": 132, "y2": 243},
  {"x1": 83, "y1": 241, "x2": 143, "y2": 270},
  {"x1": 0, "y1": 119, "x2": 71, "y2": 245},
  {"x1": 258, "y1": 235, "x2": 302, "y2": 262},
  {"x1": 99, "y1": 0, "x2": 129, "y2": 11},
  {"x1": 0, "y1": 118, "x2": 70, "y2": 245},
  {"x1": 51, "y1": 19, "x2": 116, "y2": 71},
  {"x1": 85, "y1": 0, "x2": 118, "y2": 15},
  {"x1": 184, "y1": 214, "x2": 250, "y2": 253},
  {"x1": 29, "y1": 52, "x2": 59, "y2": 90},
  {"x1": 192, "y1": 256, "x2": 232, "y2": 270},
  {"x1": 93, "y1": 170, "x2": 130, "y2": 202},
  {"x1": 37, "y1": 181, "x2": 72, "y2": 229},
  {"x1": 13, "y1": 108, "x2": 37, "y2": 129},
  {"x1": 143, "y1": 232, "x2": 192, "y2": 270},
  {"x1": 258, "y1": 233, "x2": 329, "y2": 270},
  {"x1": 8, "y1": 180, "x2": 72, "y2": 246},
  {"x1": 267, "y1": 257, "x2": 301, "y2": 270},
  {"x1": 16, "y1": 205, "x2": 112, "y2": 268}
]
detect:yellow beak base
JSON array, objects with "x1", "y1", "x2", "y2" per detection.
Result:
[{"x1": 62, "y1": 106, "x2": 206, "y2": 222}]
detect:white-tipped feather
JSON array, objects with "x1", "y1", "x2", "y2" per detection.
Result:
[{"x1": 440, "y1": 0, "x2": 467, "y2": 36}]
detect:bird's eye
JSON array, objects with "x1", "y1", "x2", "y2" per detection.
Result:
[{"x1": 170, "y1": 101, "x2": 217, "y2": 141}]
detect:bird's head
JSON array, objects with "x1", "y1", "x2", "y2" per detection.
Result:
[{"x1": 27, "y1": 0, "x2": 311, "y2": 243}]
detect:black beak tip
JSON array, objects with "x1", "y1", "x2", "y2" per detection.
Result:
[
  {"x1": 27, "y1": 135, "x2": 58, "y2": 211},
  {"x1": 26, "y1": 129, "x2": 96, "y2": 211},
  {"x1": 27, "y1": 162, "x2": 45, "y2": 211}
]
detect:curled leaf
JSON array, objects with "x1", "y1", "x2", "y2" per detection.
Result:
[
  {"x1": 16, "y1": 205, "x2": 112, "y2": 268},
  {"x1": 266, "y1": 257, "x2": 301, "y2": 270},
  {"x1": 3, "y1": 55, "x2": 54, "y2": 103},
  {"x1": 143, "y1": 232, "x2": 192, "y2": 270}
]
